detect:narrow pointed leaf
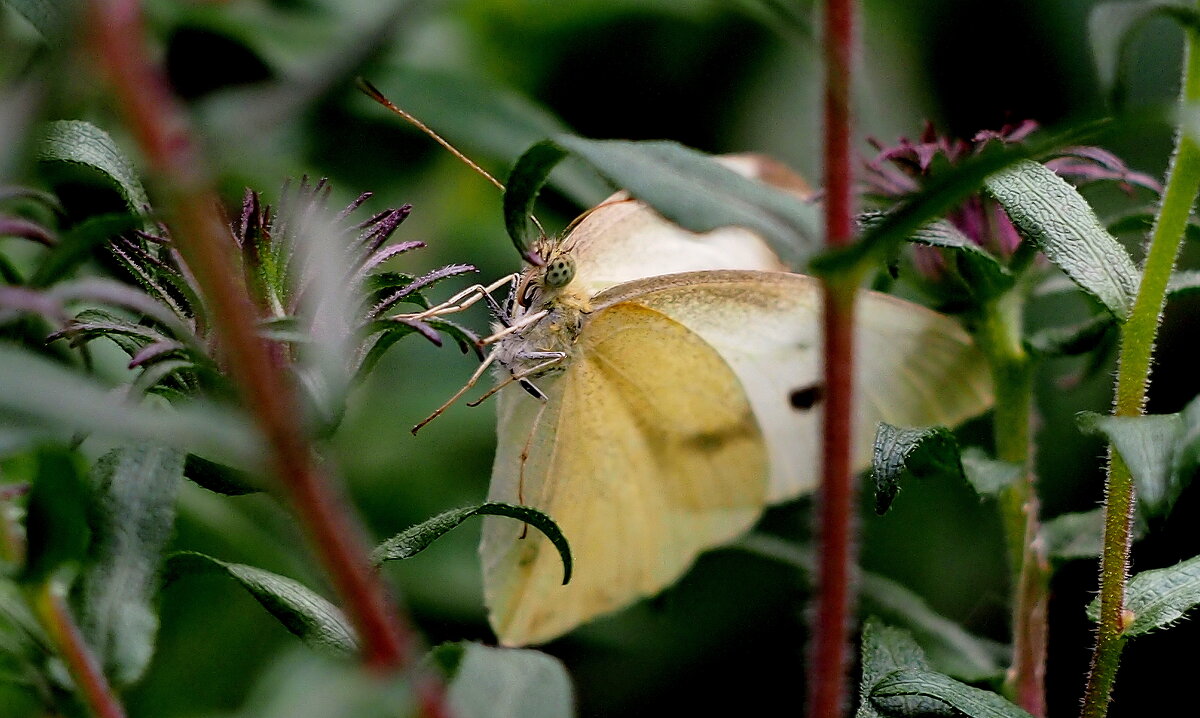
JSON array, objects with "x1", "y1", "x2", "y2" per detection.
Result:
[
  {"x1": 985, "y1": 160, "x2": 1139, "y2": 319},
  {"x1": 858, "y1": 620, "x2": 954, "y2": 718},
  {"x1": 430, "y1": 641, "x2": 574, "y2": 718},
  {"x1": 871, "y1": 668, "x2": 1034, "y2": 718},
  {"x1": 374, "y1": 503, "x2": 572, "y2": 585},
  {"x1": 1041, "y1": 508, "x2": 1145, "y2": 560},
  {"x1": 505, "y1": 137, "x2": 820, "y2": 266},
  {"x1": 36, "y1": 120, "x2": 151, "y2": 213},
  {"x1": 1027, "y1": 313, "x2": 1115, "y2": 356},
  {"x1": 164, "y1": 552, "x2": 357, "y2": 656},
  {"x1": 1086, "y1": 554, "x2": 1200, "y2": 635},
  {"x1": 865, "y1": 214, "x2": 1013, "y2": 299},
  {"x1": 872, "y1": 424, "x2": 964, "y2": 515},
  {"x1": 1078, "y1": 411, "x2": 1185, "y2": 516},
  {"x1": 30, "y1": 214, "x2": 141, "y2": 288},
  {"x1": 0, "y1": 345, "x2": 263, "y2": 468},
  {"x1": 77, "y1": 445, "x2": 184, "y2": 686},
  {"x1": 183, "y1": 454, "x2": 261, "y2": 495}
]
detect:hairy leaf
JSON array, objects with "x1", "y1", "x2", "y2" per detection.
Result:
[
  {"x1": 871, "y1": 668, "x2": 1034, "y2": 718},
  {"x1": 430, "y1": 642, "x2": 575, "y2": 718},
  {"x1": 985, "y1": 160, "x2": 1139, "y2": 319},
  {"x1": 857, "y1": 619, "x2": 953, "y2": 718},
  {"x1": 505, "y1": 137, "x2": 820, "y2": 266},
  {"x1": 374, "y1": 503, "x2": 572, "y2": 585},
  {"x1": 872, "y1": 424, "x2": 964, "y2": 515},
  {"x1": 78, "y1": 445, "x2": 184, "y2": 686},
  {"x1": 873, "y1": 214, "x2": 1014, "y2": 299},
  {"x1": 1087, "y1": 554, "x2": 1200, "y2": 635},
  {"x1": 37, "y1": 120, "x2": 151, "y2": 213},
  {"x1": 164, "y1": 552, "x2": 357, "y2": 656},
  {"x1": 1027, "y1": 313, "x2": 1116, "y2": 356}
]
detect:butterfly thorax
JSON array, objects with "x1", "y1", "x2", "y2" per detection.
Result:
[{"x1": 494, "y1": 252, "x2": 591, "y2": 379}]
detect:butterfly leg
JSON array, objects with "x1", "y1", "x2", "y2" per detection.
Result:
[
  {"x1": 478, "y1": 309, "x2": 551, "y2": 347},
  {"x1": 465, "y1": 352, "x2": 566, "y2": 407},
  {"x1": 407, "y1": 273, "x2": 519, "y2": 321},
  {"x1": 410, "y1": 351, "x2": 500, "y2": 435}
]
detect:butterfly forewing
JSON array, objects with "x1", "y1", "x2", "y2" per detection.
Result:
[{"x1": 482, "y1": 302, "x2": 767, "y2": 646}]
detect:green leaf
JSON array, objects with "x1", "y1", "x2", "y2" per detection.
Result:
[
  {"x1": 2, "y1": 0, "x2": 72, "y2": 44},
  {"x1": 23, "y1": 447, "x2": 90, "y2": 584},
  {"x1": 868, "y1": 214, "x2": 1014, "y2": 300},
  {"x1": 225, "y1": 649, "x2": 413, "y2": 718},
  {"x1": 36, "y1": 120, "x2": 151, "y2": 214},
  {"x1": 871, "y1": 424, "x2": 964, "y2": 515},
  {"x1": 164, "y1": 552, "x2": 358, "y2": 656},
  {"x1": 1089, "y1": 1, "x2": 1200, "y2": 108},
  {"x1": 1167, "y1": 269, "x2": 1200, "y2": 297},
  {"x1": 857, "y1": 619, "x2": 953, "y2": 718},
  {"x1": 959, "y1": 448, "x2": 1023, "y2": 497},
  {"x1": 77, "y1": 445, "x2": 184, "y2": 686},
  {"x1": 373, "y1": 503, "x2": 572, "y2": 585},
  {"x1": 1078, "y1": 411, "x2": 1185, "y2": 517},
  {"x1": 985, "y1": 160, "x2": 1139, "y2": 320},
  {"x1": 734, "y1": 535, "x2": 1004, "y2": 681},
  {"x1": 871, "y1": 668, "x2": 1034, "y2": 718},
  {"x1": 430, "y1": 642, "x2": 575, "y2": 718},
  {"x1": 504, "y1": 137, "x2": 820, "y2": 266},
  {"x1": 364, "y1": 67, "x2": 611, "y2": 207},
  {"x1": 1027, "y1": 313, "x2": 1116, "y2": 357},
  {"x1": 30, "y1": 214, "x2": 141, "y2": 288},
  {"x1": 1041, "y1": 508, "x2": 1146, "y2": 560},
  {"x1": 0, "y1": 345, "x2": 263, "y2": 469},
  {"x1": 1087, "y1": 554, "x2": 1200, "y2": 636}
]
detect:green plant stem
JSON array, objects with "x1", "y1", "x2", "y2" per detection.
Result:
[
  {"x1": 31, "y1": 583, "x2": 126, "y2": 718},
  {"x1": 84, "y1": 3, "x2": 447, "y2": 716},
  {"x1": 975, "y1": 290, "x2": 1047, "y2": 717},
  {"x1": 808, "y1": 0, "x2": 857, "y2": 715},
  {"x1": 1081, "y1": 12, "x2": 1200, "y2": 718}
]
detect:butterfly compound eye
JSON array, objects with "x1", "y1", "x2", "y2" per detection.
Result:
[{"x1": 543, "y1": 256, "x2": 576, "y2": 289}]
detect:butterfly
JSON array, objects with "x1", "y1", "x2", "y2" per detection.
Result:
[{"x1": 417, "y1": 154, "x2": 996, "y2": 647}]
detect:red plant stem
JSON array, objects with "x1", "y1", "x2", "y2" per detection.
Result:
[
  {"x1": 85, "y1": 3, "x2": 446, "y2": 714},
  {"x1": 34, "y1": 586, "x2": 127, "y2": 718},
  {"x1": 808, "y1": 1, "x2": 858, "y2": 717}
]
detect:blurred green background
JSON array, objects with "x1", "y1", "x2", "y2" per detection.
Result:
[{"x1": 4, "y1": 0, "x2": 1199, "y2": 715}]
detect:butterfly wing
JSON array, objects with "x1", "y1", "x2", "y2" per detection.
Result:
[
  {"x1": 561, "y1": 154, "x2": 809, "y2": 296},
  {"x1": 593, "y1": 271, "x2": 993, "y2": 501},
  {"x1": 481, "y1": 302, "x2": 768, "y2": 646}
]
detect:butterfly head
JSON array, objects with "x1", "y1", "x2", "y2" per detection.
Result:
[{"x1": 514, "y1": 237, "x2": 581, "y2": 313}]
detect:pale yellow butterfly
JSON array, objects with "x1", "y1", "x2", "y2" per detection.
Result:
[{"x1": 468, "y1": 155, "x2": 993, "y2": 647}]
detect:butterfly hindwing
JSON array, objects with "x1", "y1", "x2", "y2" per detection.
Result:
[{"x1": 481, "y1": 302, "x2": 767, "y2": 646}]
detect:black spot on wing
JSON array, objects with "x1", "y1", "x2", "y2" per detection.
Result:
[{"x1": 789, "y1": 384, "x2": 824, "y2": 411}]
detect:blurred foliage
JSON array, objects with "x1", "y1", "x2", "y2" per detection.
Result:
[{"x1": 3, "y1": 0, "x2": 1200, "y2": 716}]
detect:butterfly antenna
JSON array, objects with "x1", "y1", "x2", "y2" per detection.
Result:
[{"x1": 357, "y1": 77, "x2": 548, "y2": 240}]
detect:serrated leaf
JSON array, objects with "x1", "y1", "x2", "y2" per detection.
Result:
[
  {"x1": 734, "y1": 535, "x2": 1004, "y2": 681},
  {"x1": 77, "y1": 445, "x2": 183, "y2": 686},
  {"x1": 164, "y1": 552, "x2": 357, "y2": 656},
  {"x1": 872, "y1": 424, "x2": 964, "y2": 515},
  {"x1": 0, "y1": 344, "x2": 263, "y2": 469},
  {"x1": 430, "y1": 642, "x2": 574, "y2": 718},
  {"x1": 1027, "y1": 313, "x2": 1115, "y2": 356},
  {"x1": 373, "y1": 503, "x2": 571, "y2": 585},
  {"x1": 959, "y1": 448, "x2": 1023, "y2": 497},
  {"x1": 1089, "y1": 1, "x2": 1200, "y2": 107},
  {"x1": 857, "y1": 619, "x2": 953, "y2": 718},
  {"x1": 1078, "y1": 411, "x2": 1185, "y2": 517},
  {"x1": 23, "y1": 447, "x2": 90, "y2": 583},
  {"x1": 36, "y1": 120, "x2": 151, "y2": 214},
  {"x1": 871, "y1": 668, "x2": 1034, "y2": 718},
  {"x1": 504, "y1": 137, "x2": 820, "y2": 266},
  {"x1": 1087, "y1": 554, "x2": 1200, "y2": 636},
  {"x1": 985, "y1": 160, "x2": 1139, "y2": 319}
]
